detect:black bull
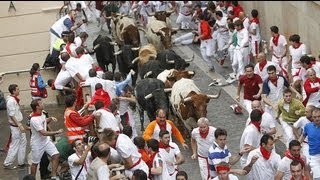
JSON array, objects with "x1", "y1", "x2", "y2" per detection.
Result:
[
  {"x1": 135, "y1": 78, "x2": 170, "y2": 131},
  {"x1": 93, "y1": 35, "x2": 116, "y2": 73}
]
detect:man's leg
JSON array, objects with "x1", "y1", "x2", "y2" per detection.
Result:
[
  {"x1": 280, "y1": 120, "x2": 295, "y2": 148},
  {"x1": 39, "y1": 152, "x2": 51, "y2": 179},
  {"x1": 17, "y1": 132, "x2": 27, "y2": 165},
  {"x1": 51, "y1": 154, "x2": 60, "y2": 177},
  {"x1": 3, "y1": 127, "x2": 20, "y2": 167},
  {"x1": 197, "y1": 157, "x2": 209, "y2": 180},
  {"x1": 30, "y1": 163, "x2": 38, "y2": 177},
  {"x1": 243, "y1": 100, "x2": 253, "y2": 114},
  {"x1": 176, "y1": 13, "x2": 183, "y2": 29}
]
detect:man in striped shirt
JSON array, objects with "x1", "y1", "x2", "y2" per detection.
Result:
[{"x1": 208, "y1": 128, "x2": 249, "y2": 178}]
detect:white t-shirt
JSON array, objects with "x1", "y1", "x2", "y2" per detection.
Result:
[
  {"x1": 30, "y1": 114, "x2": 49, "y2": 146},
  {"x1": 254, "y1": 61, "x2": 281, "y2": 81},
  {"x1": 249, "y1": 21, "x2": 261, "y2": 41},
  {"x1": 153, "y1": 1, "x2": 172, "y2": 12},
  {"x1": 138, "y1": 1, "x2": 154, "y2": 16},
  {"x1": 239, "y1": 124, "x2": 261, "y2": 167},
  {"x1": 158, "y1": 142, "x2": 181, "y2": 175},
  {"x1": 116, "y1": 134, "x2": 141, "y2": 163},
  {"x1": 95, "y1": 108, "x2": 121, "y2": 132},
  {"x1": 191, "y1": 126, "x2": 216, "y2": 157},
  {"x1": 68, "y1": 152, "x2": 92, "y2": 180},
  {"x1": 289, "y1": 44, "x2": 307, "y2": 69},
  {"x1": 236, "y1": 28, "x2": 249, "y2": 48},
  {"x1": 216, "y1": 16, "x2": 228, "y2": 34},
  {"x1": 77, "y1": 54, "x2": 95, "y2": 80},
  {"x1": 74, "y1": 36, "x2": 83, "y2": 48},
  {"x1": 6, "y1": 95, "x2": 23, "y2": 124},
  {"x1": 83, "y1": 76, "x2": 104, "y2": 96},
  {"x1": 242, "y1": 17, "x2": 250, "y2": 31},
  {"x1": 269, "y1": 34, "x2": 287, "y2": 59},
  {"x1": 65, "y1": 57, "x2": 80, "y2": 80},
  {"x1": 276, "y1": 156, "x2": 293, "y2": 180},
  {"x1": 293, "y1": 116, "x2": 311, "y2": 143},
  {"x1": 54, "y1": 69, "x2": 72, "y2": 90},
  {"x1": 212, "y1": 174, "x2": 238, "y2": 180},
  {"x1": 246, "y1": 148, "x2": 281, "y2": 180},
  {"x1": 152, "y1": 152, "x2": 171, "y2": 180},
  {"x1": 246, "y1": 112, "x2": 276, "y2": 134},
  {"x1": 176, "y1": 1, "x2": 192, "y2": 15},
  {"x1": 119, "y1": 1, "x2": 131, "y2": 15},
  {"x1": 101, "y1": 79, "x2": 117, "y2": 100}
]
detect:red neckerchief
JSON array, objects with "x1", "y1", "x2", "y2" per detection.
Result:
[
  {"x1": 156, "y1": 120, "x2": 167, "y2": 131},
  {"x1": 237, "y1": 26, "x2": 244, "y2": 32},
  {"x1": 290, "y1": 175, "x2": 307, "y2": 180},
  {"x1": 259, "y1": 60, "x2": 267, "y2": 72},
  {"x1": 96, "y1": 66, "x2": 103, "y2": 72},
  {"x1": 250, "y1": 17, "x2": 259, "y2": 24},
  {"x1": 284, "y1": 150, "x2": 305, "y2": 167},
  {"x1": 66, "y1": 43, "x2": 72, "y2": 54},
  {"x1": 143, "y1": 1, "x2": 148, "y2": 4},
  {"x1": 159, "y1": 141, "x2": 173, "y2": 149},
  {"x1": 250, "y1": 121, "x2": 261, "y2": 132},
  {"x1": 269, "y1": 76, "x2": 278, "y2": 87},
  {"x1": 50, "y1": 80, "x2": 56, "y2": 90},
  {"x1": 260, "y1": 146, "x2": 271, "y2": 160},
  {"x1": 260, "y1": 109, "x2": 264, "y2": 114},
  {"x1": 31, "y1": 111, "x2": 42, "y2": 117},
  {"x1": 11, "y1": 95, "x2": 20, "y2": 105},
  {"x1": 272, "y1": 34, "x2": 280, "y2": 46},
  {"x1": 216, "y1": 165, "x2": 230, "y2": 173},
  {"x1": 199, "y1": 128, "x2": 209, "y2": 139},
  {"x1": 293, "y1": 42, "x2": 302, "y2": 49}
]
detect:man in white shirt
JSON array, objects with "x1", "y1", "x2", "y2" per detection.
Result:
[
  {"x1": 254, "y1": 52, "x2": 281, "y2": 81},
  {"x1": 239, "y1": 109, "x2": 262, "y2": 172},
  {"x1": 153, "y1": 1, "x2": 173, "y2": 12},
  {"x1": 29, "y1": 99, "x2": 63, "y2": 179},
  {"x1": 269, "y1": 26, "x2": 288, "y2": 78},
  {"x1": 233, "y1": 19, "x2": 250, "y2": 79},
  {"x1": 62, "y1": 52, "x2": 85, "y2": 82},
  {"x1": 248, "y1": 9, "x2": 261, "y2": 60},
  {"x1": 158, "y1": 129, "x2": 185, "y2": 179},
  {"x1": 191, "y1": 117, "x2": 216, "y2": 180},
  {"x1": 68, "y1": 139, "x2": 93, "y2": 180},
  {"x1": 94, "y1": 100, "x2": 122, "y2": 133},
  {"x1": 245, "y1": 100, "x2": 277, "y2": 136},
  {"x1": 293, "y1": 105, "x2": 315, "y2": 162},
  {"x1": 175, "y1": 1, "x2": 193, "y2": 29},
  {"x1": 3, "y1": 84, "x2": 27, "y2": 169},
  {"x1": 275, "y1": 140, "x2": 311, "y2": 180},
  {"x1": 215, "y1": 10, "x2": 229, "y2": 66},
  {"x1": 244, "y1": 134, "x2": 281, "y2": 180},
  {"x1": 101, "y1": 128, "x2": 149, "y2": 178},
  {"x1": 213, "y1": 162, "x2": 239, "y2": 180}
]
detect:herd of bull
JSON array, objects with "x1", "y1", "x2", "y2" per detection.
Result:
[{"x1": 90, "y1": 11, "x2": 221, "y2": 132}]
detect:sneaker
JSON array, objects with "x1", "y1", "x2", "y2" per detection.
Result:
[
  {"x1": 229, "y1": 73, "x2": 236, "y2": 79},
  {"x1": 3, "y1": 164, "x2": 17, "y2": 170},
  {"x1": 209, "y1": 67, "x2": 215, "y2": 72}
]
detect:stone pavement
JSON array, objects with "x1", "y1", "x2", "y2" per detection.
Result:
[{"x1": 0, "y1": 7, "x2": 287, "y2": 180}]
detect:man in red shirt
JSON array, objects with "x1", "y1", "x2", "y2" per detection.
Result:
[
  {"x1": 231, "y1": 1, "x2": 244, "y2": 18},
  {"x1": 194, "y1": 13, "x2": 216, "y2": 72},
  {"x1": 236, "y1": 64, "x2": 263, "y2": 113}
]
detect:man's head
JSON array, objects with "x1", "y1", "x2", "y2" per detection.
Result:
[
  {"x1": 68, "y1": 9, "x2": 76, "y2": 20},
  {"x1": 267, "y1": 65, "x2": 277, "y2": 79},
  {"x1": 289, "y1": 140, "x2": 301, "y2": 157},
  {"x1": 133, "y1": 136, "x2": 146, "y2": 149},
  {"x1": 290, "y1": 160, "x2": 304, "y2": 180},
  {"x1": 123, "y1": 85, "x2": 133, "y2": 97},
  {"x1": 79, "y1": 32, "x2": 88, "y2": 42},
  {"x1": 75, "y1": 46, "x2": 85, "y2": 56},
  {"x1": 260, "y1": 134, "x2": 274, "y2": 152},
  {"x1": 176, "y1": 170, "x2": 188, "y2": 180},
  {"x1": 251, "y1": 9, "x2": 258, "y2": 18},
  {"x1": 215, "y1": 11, "x2": 223, "y2": 20},
  {"x1": 100, "y1": 128, "x2": 117, "y2": 147},
  {"x1": 95, "y1": 83, "x2": 103, "y2": 91},
  {"x1": 103, "y1": 71, "x2": 114, "y2": 80},
  {"x1": 238, "y1": 11, "x2": 245, "y2": 20},
  {"x1": 156, "y1": 108, "x2": 167, "y2": 125},
  {"x1": 132, "y1": 169, "x2": 147, "y2": 180},
  {"x1": 65, "y1": 94, "x2": 77, "y2": 108},
  {"x1": 305, "y1": 105, "x2": 315, "y2": 120},
  {"x1": 306, "y1": 68, "x2": 316, "y2": 81},
  {"x1": 251, "y1": 100, "x2": 262, "y2": 111},
  {"x1": 283, "y1": 88, "x2": 292, "y2": 104},
  {"x1": 289, "y1": 34, "x2": 301, "y2": 44},
  {"x1": 234, "y1": 19, "x2": 244, "y2": 31},
  {"x1": 88, "y1": 68, "x2": 97, "y2": 78},
  {"x1": 244, "y1": 64, "x2": 254, "y2": 78},
  {"x1": 146, "y1": 138, "x2": 159, "y2": 153},
  {"x1": 300, "y1": 55, "x2": 311, "y2": 69},
  {"x1": 60, "y1": 52, "x2": 70, "y2": 62},
  {"x1": 96, "y1": 142, "x2": 111, "y2": 160},
  {"x1": 197, "y1": 117, "x2": 209, "y2": 134},
  {"x1": 159, "y1": 129, "x2": 170, "y2": 145},
  {"x1": 30, "y1": 99, "x2": 43, "y2": 112},
  {"x1": 76, "y1": 3, "x2": 82, "y2": 10},
  {"x1": 312, "y1": 108, "x2": 320, "y2": 126},
  {"x1": 257, "y1": 52, "x2": 266, "y2": 63},
  {"x1": 8, "y1": 84, "x2": 19, "y2": 96},
  {"x1": 250, "y1": 109, "x2": 262, "y2": 123},
  {"x1": 72, "y1": 139, "x2": 85, "y2": 153},
  {"x1": 94, "y1": 100, "x2": 104, "y2": 110},
  {"x1": 67, "y1": 32, "x2": 75, "y2": 43},
  {"x1": 122, "y1": 125, "x2": 133, "y2": 138},
  {"x1": 214, "y1": 128, "x2": 227, "y2": 149},
  {"x1": 114, "y1": 72, "x2": 123, "y2": 82},
  {"x1": 270, "y1": 26, "x2": 279, "y2": 37},
  {"x1": 216, "y1": 161, "x2": 231, "y2": 180}
]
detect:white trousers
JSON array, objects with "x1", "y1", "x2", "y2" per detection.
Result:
[
  {"x1": 302, "y1": 141, "x2": 310, "y2": 164},
  {"x1": 173, "y1": 32, "x2": 194, "y2": 45},
  {"x1": 228, "y1": 45, "x2": 236, "y2": 72},
  {"x1": 3, "y1": 126, "x2": 27, "y2": 166},
  {"x1": 200, "y1": 39, "x2": 215, "y2": 68},
  {"x1": 232, "y1": 46, "x2": 250, "y2": 77},
  {"x1": 250, "y1": 40, "x2": 260, "y2": 57},
  {"x1": 197, "y1": 156, "x2": 210, "y2": 180},
  {"x1": 280, "y1": 119, "x2": 295, "y2": 148},
  {"x1": 176, "y1": 13, "x2": 192, "y2": 28},
  {"x1": 217, "y1": 32, "x2": 229, "y2": 60},
  {"x1": 309, "y1": 154, "x2": 320, "y2": 179}
]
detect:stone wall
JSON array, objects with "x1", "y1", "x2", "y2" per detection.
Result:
[{"x1": 241, "y1": 1, "x2": 320, "y2": 56}]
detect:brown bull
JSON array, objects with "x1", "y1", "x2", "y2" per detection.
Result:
[{"x1": 156, "y1": 69, "x2": 195, "y2": 88}]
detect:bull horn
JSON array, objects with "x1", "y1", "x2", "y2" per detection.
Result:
[
  {"x1": 166, "y1": 54, "x2": 175, "y2": 64},
  {"x1": 145, "y1": 93, "x2": 153, "y2": 99},
  {"x1": 131, "y1": 47, "x2": 140, "y2": 51},
  {"x1": 146, "y1": 11, "x2": 155, "y2": 17},
  {"x1": 144, "y1": 71, "x2": 153, "y2": 78},
  {"x1": 171, "y1": 27, "x2": 179, "y2": 32},
  {"x1": 149, "y1": 54, "x2": 157, "y2": 60},
  {"x1": 164, "y1": 88, "x2": 172, "y2": 93},
  {"x1": 138, "y1": 27, "x2": 147, "y2": 34},
  {"x1": 93, "y1": 44, "x2": 100, "y2": 50},
  {"x1": 109, "y1": 42, "x2": 117, "y2": 46},
  {"x1": 166, "y1": 9, "x2": 175, "y2": 15},
  {"x1": 105, "y1": 16, "x2": 112, "y2": 19},
  {"x1": 185, "y1": 53, "x2": 195, "y2": 62},
  {"x1": 207, "y1": 89, "x2": 222, "y2": 99},
  {"x1": 114, "y1": 50, "x2": 122, "y2": 55},
  {"x1": 188, "y1": 71, "x2": 195, "y2": 75},
  {"x1": 183, "y1": 97, "x2": 192, "y2": 102},
  {"x1": 131, "y1": 57, "x2": 140, "y2": 64}
]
